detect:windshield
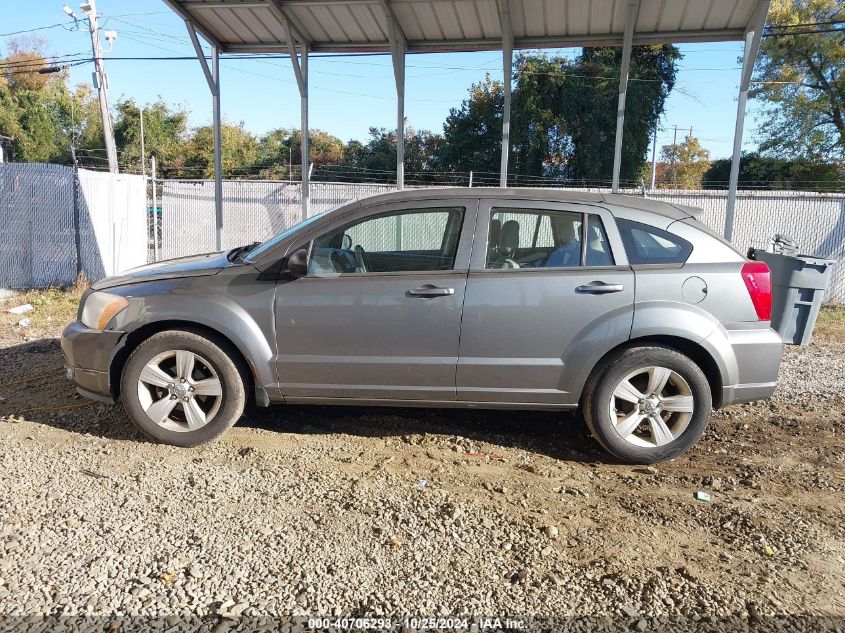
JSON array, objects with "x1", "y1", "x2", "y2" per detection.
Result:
[{"x1": 245, "y1": 213, "x2": 324, "y2": 261}]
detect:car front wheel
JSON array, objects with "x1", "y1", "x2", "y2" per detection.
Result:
[
  {"x1": 582, "y1": 345, "x2": 712, "y2": 464},
  {"x1": 120, "y1": 330, "x2": 246, "y2": 446}
]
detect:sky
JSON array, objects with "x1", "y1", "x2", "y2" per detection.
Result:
[{"x1": 3, "y1": 1, "x2": 764, "y2": 160}]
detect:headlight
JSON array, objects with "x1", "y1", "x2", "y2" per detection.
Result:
[{"x1": 80, "y1": 292, "x2": 129, "y2": 330}]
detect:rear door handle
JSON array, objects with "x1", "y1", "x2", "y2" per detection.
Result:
[
  {"x1": 407, "y1": 285, "x2": 455, "y2": 297},
  {"x1": 576, "y1": 281, "x2": 624, "y2": 294}
]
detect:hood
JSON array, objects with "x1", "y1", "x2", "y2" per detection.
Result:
[{"x1": 93, "y1": 251, "x2": 231, "y2": 290}]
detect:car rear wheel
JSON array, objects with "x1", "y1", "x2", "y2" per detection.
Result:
[
  {"x1": 120, "y1": 330, "x2": 246, "y2": 447},
  {"x1": 582, "y1": 345, "x2": 712, "y2": 464}
]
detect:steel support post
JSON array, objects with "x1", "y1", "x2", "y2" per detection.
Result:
[
  {"x1": 611, "y1": 2, "x2": 639, "y2": 193},
  {"x1": 499, "y1": 0, "x2": 513, "y2": 188},
  {"x1": 725, "y1": 0, "x2": 769, "y2": 240}
]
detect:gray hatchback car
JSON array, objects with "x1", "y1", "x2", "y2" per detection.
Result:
[{"x1": 61, "y1": 188, "x2": 782, "y2": 463}]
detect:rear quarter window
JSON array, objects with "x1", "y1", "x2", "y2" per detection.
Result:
[{"x1": 616, "y1": 218, "x2": 693, "y2": 265}]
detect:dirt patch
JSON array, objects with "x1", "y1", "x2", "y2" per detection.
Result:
[{"x1": 0, "y1": 294, "x2": 843, "y2": 628}]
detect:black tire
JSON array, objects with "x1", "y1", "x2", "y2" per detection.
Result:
[
  {"x1": 120, "y1": 330, "x2": 246, "y2": 447},
  {"x1": 582, "y1": 345, "x2": 712, "y2": 464}
]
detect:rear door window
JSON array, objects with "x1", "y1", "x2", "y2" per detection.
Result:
[
  {"x1": 586, "y1": 215, "x2": 614, "y2": 267},
  {"x1": 616, "y1": 218, "x2": 692, "y2": 265},
  {"x1": 485, "y1": 208, "x2": 614, "y2": 269}
]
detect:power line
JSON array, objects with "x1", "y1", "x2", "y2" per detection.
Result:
[
  {"x1": 105, "y1": 12, "x2": 171, "y2": 19},
  {"x1": 766, "y1": 19, "x2": 845, "y2": 29},
  {"x1": 0, "y1": 21, "x2": 71, "y2": 38},
  {"x1": 3, "y1": 60, "x2": 88, "y2": 75},
  {"x1": 7, "y1": 52, "x2": 749, "y2": 82},
  {"x1": 764, "y1": 26, "x2": 845, "y2": 37},
  {"x1": 0, "y1": 12, "x2": 170, "y2": 39},
  {"x1": 0, "y1": 51, "x2": 89, "y2": 70},
  {"x1": 0, "y1": 50, "x2": 819, "y2": 90}
]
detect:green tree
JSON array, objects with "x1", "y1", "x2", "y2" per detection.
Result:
[
  {"x1": 570, "y1": 45, "x2": 680, "y2": 184},
  {"x1": 184, "y1": 122, "x2": 260, "y2": 179},
  {"x1": 435, "y1": 48, "x2": 680, "y2": 185},
  {"x1": 113, "y1": 99, "x2": 189, "y2": 176},
  {"x1": 257, "y1": 127, "x2": 345, "y2": 179},
  {"x1": 257, "y1": 127, "x2": 297, "y2": 179},
  {"x1": 435, "y1": 77, "x2": 504, "y2": 182},
  {"x1": 660, "y1": 133, "x2": 711, "y2": 189},
  {"x1": 752, "y1": 0, "x2": 845, "y2": 159},
  {"x1": 342, "y1": 139, "x2": 367, "y2": 169},
  {"x1": 510, "y1": 55, "x2": 568, "y2": 181},
  {"x1": 405, "y1": 128, "x2": 443, "y2": 184},
  {"x1": 2, "y1": 37, "x2": 54, "y2": 93},
  {"x1": 510, "y1": 46, "x2": 680, "y2": 184},
  {"x1": 310, "y1": 129, "x2": 345, "y2": 170},
  {"x1": 68, "y1": 84, "x2": 106, "y2": 166},
  {"x1": 329, "y1": 126, "x2": 442, "y2": 183},
  {"x1": 703, "y1": 153, "x2": 845, "y2": 190},
  {"x1": 0, "y1": 38, "x2": 100, "y2": 164}
]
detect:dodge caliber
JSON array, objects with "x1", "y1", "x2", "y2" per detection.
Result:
[{"x1": 61, "y1": 189, "x2": 782, "y2": 463}]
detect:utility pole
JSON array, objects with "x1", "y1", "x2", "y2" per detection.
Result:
[
  {"x1": 151, "y1": 155, "x2": 159, "y2": 262},
  {"x1": 670, "y1": 125, "x2": 678, "y2": 189},
  {"x1": 81, "y1": 0, "x2": 119, "y2": 173},
  {"x1": 139, "y1": 108, "x2": 146, "y2": 177},
  {"x1": 649, "y1": 129, "x2": 658, "y2": 190}
]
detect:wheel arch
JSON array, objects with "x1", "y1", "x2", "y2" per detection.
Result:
[
  {"x1": 110, "y1": 320, "x2": 257, "y2": 404},
  {"x1": 582, "y1": 335, "x2": 725, "y2": 409}
]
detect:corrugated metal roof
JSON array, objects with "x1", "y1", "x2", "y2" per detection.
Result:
[{"x1": 164, "y1": 0, "x2": 766, "y2": 53}]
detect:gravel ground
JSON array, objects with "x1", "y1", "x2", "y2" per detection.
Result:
[
  {"x1": 775, "y1": 342, "x2": 845, "y2": 406},
  {"x1": 0, "y1": 295, "x2": 844, "y2": 632}
]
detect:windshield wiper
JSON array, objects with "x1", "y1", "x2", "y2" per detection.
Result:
[{"x1": 227, "y1": 241, "x2": 261, "y2": 262}]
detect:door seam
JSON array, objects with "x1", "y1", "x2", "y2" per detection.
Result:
[
  {"x1": 454, "y1": 198, "x2": 480, "y2": 397},
  {"x1": 628, "y1": 265, "x2": 637, "y2": 340},
  {"x1": 270, "y1": 280, "x2": 287, "y2": 404}
]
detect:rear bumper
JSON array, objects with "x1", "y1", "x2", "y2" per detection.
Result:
[
  {"x1": 721, "y1": 381, "x2": 778, "y2": 406},
  {"x1": 717, "y1": 325, "x2": 783, "y2": 406},
  {"x1": 60, "y1": 321, "x2": 125, "y2": 403}
]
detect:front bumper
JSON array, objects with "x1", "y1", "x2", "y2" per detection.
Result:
[
  {"x1": 60, "y1": 321, "x2": 126, "y2": 403},
  {"x1": 717, "y1": 326, "x2": 783, "y2": 406}
]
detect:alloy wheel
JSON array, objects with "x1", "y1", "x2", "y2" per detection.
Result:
[
  {"x1": 607, "y1": 365, "x2": 695, "y2": 448},
  {"x1": 136, "y1": 350, "x2": 223, "y2": 433}
]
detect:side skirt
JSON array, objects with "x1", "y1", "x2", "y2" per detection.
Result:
[{"x1": 276, "y1": 396, "x2": 578, "y2": 411}]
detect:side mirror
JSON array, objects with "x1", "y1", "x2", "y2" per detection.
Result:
[{"x1": 285, "y1": 247, "x2": 309, "y2": 278}]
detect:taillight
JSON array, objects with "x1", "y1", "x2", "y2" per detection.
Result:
[{"x1": 741, "y1": 261, "x2": 772, "y2": 321}]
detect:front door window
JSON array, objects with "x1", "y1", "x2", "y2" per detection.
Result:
[{"x1": 309, "y1": 207, "x2": 464, "y2": 275}]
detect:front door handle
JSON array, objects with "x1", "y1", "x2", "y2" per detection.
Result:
[
  {"x1": 576, "y1": 281, "x2": 624, "y2": 294},
  {"x1": 407, "y1": 285, "x2": 455, "y2": 297}
]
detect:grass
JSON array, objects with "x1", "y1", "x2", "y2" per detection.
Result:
[
  {"x1": 814, "y1": 304, "x2": 845, "y2": 343},
  {"x1": 1, "y1": 277, "x2": 88, "y2": 339}
]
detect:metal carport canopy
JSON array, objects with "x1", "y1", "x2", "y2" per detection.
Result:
[{"x1": 162, "y1": 0, "x2": 771, "y2": 247}]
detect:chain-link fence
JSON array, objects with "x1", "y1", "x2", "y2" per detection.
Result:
[
  {"x1": 0, "y1": 164, "x2": 148, "y2": 289},
  {"x1": 644, "y1": 189, "x2": 845, "y2": 302},
  {"x1": 159, "y1": 180, "x2": 845, "y2": 302},
  {"x1": 0, "y1": 163, "x2": 77, "y2": 288},
  {"x1": 159, "y1": 180, "x2": 397, "y2": 259}
]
